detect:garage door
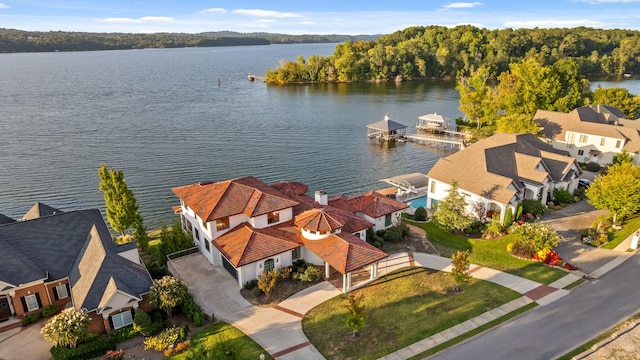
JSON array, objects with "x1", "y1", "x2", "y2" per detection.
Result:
[{"x1": 221, "y1": 255, "x2": 238, "y2": 279}]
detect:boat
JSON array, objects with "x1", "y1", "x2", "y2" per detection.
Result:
[{"x1": 416, "y1": 113, "x2": 450, "y2": 132}]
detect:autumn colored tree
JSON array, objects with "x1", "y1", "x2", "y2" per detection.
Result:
[
  {"x1": 451, "y1": 250, "x2": 472, "y2": 291},
  {"x1": 456, "y1": 66, "x2": 496, "y2": 129},
  {"x1": 257, "y1": 269, "x2": 279, "y2": 301}
]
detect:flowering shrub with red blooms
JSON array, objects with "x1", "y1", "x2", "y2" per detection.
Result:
[
  {"x1": 533, "y1": 249, "x2": 578, "y2": 270},
  {"x1": 106, "y1": 349, "x2": 124, "y2": 360}
]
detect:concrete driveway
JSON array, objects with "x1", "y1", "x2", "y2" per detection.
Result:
[
  {"x1": 541, "y1": 200, "x2": 621, "y2": 275},
  {"x1": 170, "y1": 254, "x2": 335, "y2": 360},
  {"x1": 0, "y1": 322, "x2": 50, "y2": 360}
]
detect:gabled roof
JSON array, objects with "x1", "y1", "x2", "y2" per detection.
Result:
[
  {"x1": 535, "y1": 106, "x2": 640, "y2": 153},
  {"x1": 213, "y1": 223, "x2": 300, "y2": 267},
  {"x1": 21, "y1": 202, "x2": 62, "y2": 221},
  {"x1": 294, "y1": 207, "x2": 373, "y2": 234},
  {"x1": 172, "y1": 176, "x2": 299, "y2": 222},
  {"x1": 300, "y1": 233, "x2": 387, "y2": 274},
  {"x1": 0, "y1": 209, "x2": 152, "y2": 312},
  {"x1": 427, "y1": 133, "x2": 578, "y2": 205},
  {"x1": 0, "y1": 213, "x2": 16, "y2": 225},
  {"x1": 329, "y1": 191, "x2": 409, "y2": 218}
]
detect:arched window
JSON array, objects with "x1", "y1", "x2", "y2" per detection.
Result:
[{"x1": 264, "y1": 259, "x2": 275, "y2": 273}]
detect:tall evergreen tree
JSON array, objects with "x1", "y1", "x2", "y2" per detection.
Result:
[
  {"x1": 98, "y1": 163, "x2": 139, "y2": 237},
  {"x1": 432, "y1": 180, "x2": 474, "y2": 232}
]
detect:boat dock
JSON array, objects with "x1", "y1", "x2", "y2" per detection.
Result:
[{"x1": 406, "y1": 134, "x2": 466, "y2": 150}]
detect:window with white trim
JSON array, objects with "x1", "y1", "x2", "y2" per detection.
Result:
[
  {"x1": 25, "y1": 294, "x2": 39, "y2": 312},
  {"x1": 54, "y1": 284, "x2": 69, "y2": 300},
  {"x1": 111, "y1": 310, "x2": 133, "y2": 330}
]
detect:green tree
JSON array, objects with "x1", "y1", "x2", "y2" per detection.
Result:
[
  {"x1": 456, "y1": 66, "x2": 495, "y2": 129},
  {"x1": 590, "y1": 86, "x2": 640, "y2": 119},
  {"x1": 344, "y1": 293, "x2": 367, "y2": 338},
  {"x1": 432, "y1": 180, "x2": 474, "y2": 232},
  {"x1": 159, "y1": 219, "x2": 194, "y2": 257},
  {"x1": 98, "y1": 164, "x2": 140, "y2": 237},
  {"x1": 612, "y1": 149, "x2": 634, "y2": 166},
  {"x1": 40, "y1": 308, "x2": 89, "y2": 349},
  {"x1": 495, "y1": 113, "x2": 540, "y2": 134},
  {"x1": 451, "y1": 250, "x2": 472, "y2": 291},
  {"x1": 132, "y1": 212, "x2": 150, "y2": 251},
  {"x1": 586, "y1": 161, "x2": 640, "y2": 223},
  {"x1": 414, "y1": 206, "x2": 428, "y2": 221},
  {"x1": 148, "y1": 276, "x2": 188, "y2": 317}
]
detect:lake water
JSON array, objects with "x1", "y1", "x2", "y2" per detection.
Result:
[{"x1": 1, "y1": 44, "x2": 639, "y2": 228}]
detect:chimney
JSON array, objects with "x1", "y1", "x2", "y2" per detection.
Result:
[{"x1": 315, "y1": 190, "x2": 328, "y2": 206}]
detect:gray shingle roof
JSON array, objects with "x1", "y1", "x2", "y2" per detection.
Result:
[
  {"x1": 0, "y1": 213, "x2": 16, "y2": 225},
  {"x1": 0, "y1": 209, "x2": 152, "y2": 312},
  {"x1": 21, "y1": 202, "x2": 62, "y2": 221}
]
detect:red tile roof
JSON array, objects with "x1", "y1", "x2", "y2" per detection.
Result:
[
  {"x1": 271, "y1": 181, "x2": 309, "y2": 196},
  {"x1": 329, "y1": 191, "x2": 408, "y2": 218},
  {"x1": 301, "y1": 233, "x2": 387, "y2": 273},
  {"x1": 294, "y1": 207, "x2": 373, "y2": 233},
  {"x1": 213, "y1": 223, "x2": 300, "y2": 267},
  {"x1": 172, "y1": 176, "x2": 299, "y2": 221}
]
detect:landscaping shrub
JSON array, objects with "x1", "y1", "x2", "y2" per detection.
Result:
[
  {"x1": 365, "y1": 228, "x2": 375, "y2": 242},
  {"x1": 50, "y1": 338, "x2": 116, "y2": 360},
  {"x1": 42, "y1": 304, "x2": 59, "y2": 318},
  {"x1": 552, "y1": 188, "x2": 573, "y2": 204},
  {"x1": 144, "y1": 326, "x2": 181, "y2": 351},
  {"x1": 482, "y1": 215, "x2": 503, "y2": 239},
  {"x1": 383, "y1": 228, "x2": 402, "y2": 243},
  {"x1": 179, "y1": 323, "x2": 189, "y2": 341},
  {"x1": 503, "y1": 208, "x2": 513, "y2": 227},
  {"x1": 243, "y1": 279, "x2": 258, "y2": 290},
  {"x1": 252, "y1": 287, "x2": 263, "y2": 298},
  {"x1": 465, "y1": 220, "x2": 484, "y2": 234},
  {"x1": 21, "y1": 316, "x2": 30, "y2": 327},
  {"x1": 586, "y1": 162, "x2": 601, "y2": 172},
  {"x1": 111, "y1": 326, "x2": 138, "y2": 343},
  {"x1": 376, "y1": 230, "x2": 386, "y2": 238},
  {"x1": 414, "y1": 206, "x2": 428, "y2": 221},
  {"x1": 133, "y1": 309, "x2": 159, "y2": 337},
  {"x1": 181, "y1": 293, "x2": 206, "y2": 327},
  {"x1": 373, "y1": 241, "x2": 382, "y2": 248},
  {"x1": 522, "y1": 200, "x2": 546, "y2": 217},
  {"x1": 82, "y1": 332, "x2": 101, "y2": 344},
  {"x1": 372, "y1": 234, "x2": 383, "y2": 246},
  {"x1": 27, "y1": 311, "x2": 42, "y2": 324},
  {"x1": 294, "y1": 265, "x2": 322, "y2": 282}
]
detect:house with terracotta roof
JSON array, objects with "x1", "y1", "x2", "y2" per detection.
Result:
[
  {"x1": 426, "y1": 133, "x2": 581, "y2": 224},
  {"x1": 172, "y1": 176, "x2": 406, "y2": 292},
  {"x1": 0, "y1": 204, "x2": 153, "y2": 334},
  {"x1": 534, "y1": 105, "x2": 640, "y2": 165}
]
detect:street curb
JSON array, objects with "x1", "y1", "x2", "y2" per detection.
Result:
[{"x1": 571, "y1": 320, "x2": 639, "y2": 360}]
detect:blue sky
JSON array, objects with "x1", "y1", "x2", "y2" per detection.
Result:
[{"x1": 1, "y1": 1, "x2": 639, "y2": 34}]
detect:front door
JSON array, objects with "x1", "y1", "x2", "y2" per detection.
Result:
[{"x1": 0, "y1": 297, "x2": 11, "y2": 321}]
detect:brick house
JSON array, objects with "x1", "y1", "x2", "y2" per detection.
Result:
[{"x1": 0, "y1": 204, "x2": 153, "y2": 334}]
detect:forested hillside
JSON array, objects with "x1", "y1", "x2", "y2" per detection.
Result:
[
  {"x1": 0, "y1": 28, "x2": 378, "y2": 53},
  {"x1": 265, "y1": 25, "x2": 640, "y2": 83}
]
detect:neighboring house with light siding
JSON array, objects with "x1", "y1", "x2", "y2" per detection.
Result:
[
  {"x1": 534, "y1": 105, "x2": 640, "y2": 165},
  {"x1": 172, "y1": 176, "x2": 405, "y2": 292},
  {"x1": 0, "y1": 204, "x2": 153, "y2": 334},
  {"x1": 426, "y1": 133, "x2": 581, "y2": 224}
]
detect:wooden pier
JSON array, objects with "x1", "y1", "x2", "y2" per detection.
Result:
[{"x1": 406, "y1": 134, "x2": 466, "y2": 150}]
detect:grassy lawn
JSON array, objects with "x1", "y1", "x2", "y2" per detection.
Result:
[
  {"x1": 170, "y1": 321, "x2": 273, "y2": 360},
  {"x1": 408, "y1": 220, "x2": 566, "y2": 284},
  {"x1": 603, "y1": 215, "x2": 640, "y2": 250},
  {"x1": 303, "y1": 267, "x2": 521, "y2": 360}
]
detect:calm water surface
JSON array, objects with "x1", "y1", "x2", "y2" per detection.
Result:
[
  {"x1": 1, "y1": 44, "x2": 638, "y2": 228},
  {"x1": 0, "y1": 44, "x2": 462, "y2": 227}
]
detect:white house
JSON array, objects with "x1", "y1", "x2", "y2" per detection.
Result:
[
  {"x1": 534, "y1": 105, "x2": 640, "y2": 165},
  {"x1": 426, "y1": 133, "x2": 582, "y2": 223},
  {"x1": 172, "y1": 176, "x2": 402, "y2": 292}
]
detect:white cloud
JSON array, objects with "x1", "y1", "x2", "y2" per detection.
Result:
[
  {"x1": 0, "y1": 3, "x2": 9, "y2": 9},
  {"x1": 257, "y1": 19, "x2": 276, "y2": 23},
  {"x1": 441, "y1": 2, "x2": 483, "y2": 10},
  {"x1": 504, "y1": 19, "x2": 603, "y2": 28},
  {"x1": 98, "y1": 16, "x2": 175, "y2": 24},
  {"x1": 199, "y1": 8, "x2": 227, "y2": 14},
  {"x1": 232, "y1": 9, "x2": 304, "y2": 19}
]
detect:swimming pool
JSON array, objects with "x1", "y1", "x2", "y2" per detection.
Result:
[{"x1": 405, "y1": 196, "x2": 427, "y2": 209}]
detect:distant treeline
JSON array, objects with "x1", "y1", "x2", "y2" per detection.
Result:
[
  {"x1": 265, "y1": 25, "x2": 640, "y2": 83},
  {"x1": 0, "y1": 28, "x2": 379, "y2": 53}
]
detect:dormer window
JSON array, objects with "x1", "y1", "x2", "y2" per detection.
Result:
[
  {"x1": 267, "y1": 211, "x2": 280, "y2": 224},
  {"x1": 216, "y1": 217, "x2": 230, "y2": 231}
]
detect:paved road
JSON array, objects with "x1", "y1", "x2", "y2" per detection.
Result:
[{"x1": 429, "y1": 252, "x2": 639, "y2": 360}]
